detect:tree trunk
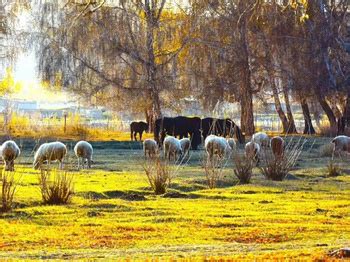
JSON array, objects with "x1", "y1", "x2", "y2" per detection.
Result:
[
  {"x1": 238, "y1": 8, "x2": 255, "y2": 136},
  {"x1": 261, "y1": 32, "x2": 290, "y2": 134},
  {"x1": 283, "y1": 88, "x2": 298, "y2": 133},
  {"x1": 300, "y1": 98, "x2": 316, "y2": 134},
  {"x1": 271, "y1": 84, "x2": 289, "y2": 133},
  {"x1": 338, "y1": 91, "x2": 350, "y2": 134},
  {"x1": 145, "y1": 3, "x2": 162, "y2": 131},
  {"x1": 317, "y1": 94, "x2": 337, "y2": 128}
]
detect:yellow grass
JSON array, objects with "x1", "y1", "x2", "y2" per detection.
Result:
[
  {"x1": 0, "y1": 114, "x2": 153, "y2": 141},
  {"x1": 0, "y1": 163, "x2": 348, "y2": 260}
]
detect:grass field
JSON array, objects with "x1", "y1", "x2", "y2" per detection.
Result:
[{"x1": 0, "y1": 137, "x2": 349, "y2": 260}]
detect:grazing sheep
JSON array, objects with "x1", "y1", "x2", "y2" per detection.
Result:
[
  {"x1": 163, "y1": 136, "x2": 182, "y2": 161},
  {"x1": 143, "y1": 139, "x2": 158, "y2": 158},
  {"x1": 33, "y1": 142, "x2": 67, "y2": 170},
  {"x1": 271, "y1": 136, "x2": 285, "y2": 159},
  {"x1": 0, "y1": 140, "x2": 20, "y2": 171},
  {"x1": 180, "y1": 138, "x2": 191, "y2": 158},
  {"x1": 74, "y1": 141, "x2": 93, "y2": 169},
  {"x1": 205, "y1": 135, "x2": 231, "y2": 161},
  {"x1": 227, "y1": 138, "x2": 236, "y2": 152},
  {"x1": 252, "y1": 132, "x2": 270, "y2": 148},
  {"x1": 245, "y1": 141, "x2": 261, "y2": 163},
  {"x1": 332, "y1": 135, "x2": 350, "y2": 156}
]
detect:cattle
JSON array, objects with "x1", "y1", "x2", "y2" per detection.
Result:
[
  {"x1": 130, "y1": 121, "x2": 149, "y2": 141},
  {"x1": 201, "y1": 117, "x2": 245, "y2": 143},
  {"x1": 154, "y1": 116, "x2": 201, "y2": 149}
]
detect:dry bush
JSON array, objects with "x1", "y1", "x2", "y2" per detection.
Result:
[
  {"x1": 143, "y1": 158, "x2": 172, "y2": 195},
  {"x1": 260, "y1": 139, "x2": 306, "y2": 181},
  {"x1": 204, "y1": 156, "x2": 226, "y2": 189},
  {"x1": 319, "y1": 143, "x2": 335, "y2": 157},
  {"x1": 233, "y1": 154, "x2": 254, "y2": 184},
  {"x1": 0, "y1": 171, "x2": 18, "y2": 212},
  {"x1": 38, "y1": 169, "x2": 74, "y2": 205},
  {"x1": 326, "y1": 160, "x2": 342, "y2": 177}
]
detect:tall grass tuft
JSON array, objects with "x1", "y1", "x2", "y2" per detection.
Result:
[
  {"x1": 326, "y1": 160, "x2": 342, "y2": 177},
  {"x1": 233, "y1": 154, "x2": 254, "y2": 184},
  {"x1": 204, "y1": 157, "x2": 226, "y2": 189},
  {"x1": 0, "y1": 171, "x2": 18, "y2": 212},
  {"x1": 260, "y1": 138, "x2": 306, "y2": 181},
  {"x1": 143, "y1": 158, "x2": 172, "y2": 195},
  {"x1": 38, "y1": 169, "x2": 74, "y2": 205}
]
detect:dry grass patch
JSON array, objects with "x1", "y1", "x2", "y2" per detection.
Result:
[
  {"x1": 38, "y1": 169, "x2": 74, "y2": 205},
  {"x1": 260, "y1": 139, "x2": 305, "y2": 181},
  {"x1": 326, "y1": 160, "x2": 342, "y2": 177},
  {"x1": 233, "y1": 154, "x2": 254, "y2": 184},
  {"x1": 143, "y1": 158, "x2": 173, "y2": 195},
  {"x1": 0, "y1": 171, "x2": 18, "y2": 212}
]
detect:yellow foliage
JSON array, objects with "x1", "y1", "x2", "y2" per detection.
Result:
[{"x1": 0, "y1": 68, "x2": 22, "y2": 95}]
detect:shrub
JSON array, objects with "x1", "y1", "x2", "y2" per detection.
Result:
[
  {"x1": 143, "y1": 158, "x2": 172, "y2": 195},
  {"x1": 0, "y1": 171, "x2": 18, "y2": 212},
  {"x1": 326, "y1": 160, "x2": 342, "y2": 177},
  {"x1": 204, "y1": 156, "x2": 226, "y2": 189},
  {"x1": 233, "y1": 154, "x2": 254, "y2": 184},
  {"x1": 38, "y1": 169, "x2": 74, "y2": 205},
  {"x1": 260, "y1": 139, "x2": 306, "y2": 181}
]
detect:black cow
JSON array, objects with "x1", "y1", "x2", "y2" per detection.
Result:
[
  {"x1": 201, "y1": 117, "x2": 245, "y2": 143},
  {"x1": 154, "y1": 116, "x2": 202, "y2": 149},
  {"x1": 130, "y1": 121, "x2": 148, "y2": 141},
  {"x1": 154, "y1": 117, "x2": 175, "y2": 144}
]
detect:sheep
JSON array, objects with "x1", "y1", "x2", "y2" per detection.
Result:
[
  {"x1": 252, "y1": 132, "x2": 270, "y2": 148},
  {"x1": 179, "y1": 138, "x2": 191, "y2": 159},
  {"x1": 205, "y1": 135, "x2": 231, "y2": 161},
  {"x1": 0, "y1": 140, "x2": 20, "y2": 171},
  {"x1": 245, "y1": 141, "x2": 261, "y2": 163},
  {"x1": 270, "y1": 136, "x2": 285, "y2": 159},
  {"x1": 227, "y1": 138, "x2": 236, "y2": 152},
  {"x1": 331, "y1": 135, "x2": 350, "y2": 156},
  {"x1": 74, "y1": 141, "x2": 93, "y2": 169},
  {"x1": 143, "y1": 139, "x2": 158, "y2": 159},
  {"x1": 163, "y1": 136, "x2": 182, "y2": 161},
  {"x1": 33, "y1": 142, "x2": 67, "y2": 170}
]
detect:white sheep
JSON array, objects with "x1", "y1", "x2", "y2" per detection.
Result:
[
  {"x1": 163, "y1": 136, "x2": 182, "y2": 161},
  {"x1": 205, "y1": 135, "x2": 231, "y2": 161},
  {"x1": 33, "y1": 141, "x2": 67, "y2": 170},
  {"x1": 180, "y1": 138, "x2": 191, "y2": 158},
  {"x1": 0, "y1": 140, "x2": 20, "y2": 171},
  {"x1": 270, "y1": 136, "x2": 285, "y2": 159},
  {"x1": 332, "y1": 135, "x2": 350, "y2": 156},
  {"x1": 227, "y1": 138, "x2": 236, "y2": 152},
  {"x1": 143, "y1": 139, "x2": 158, "y2": 158},
  {"x1": 245, "y1": 141, "x2": 261, "y2": 163},
  {"x1": 74, "y1": 141, "x2": 93, "y2": 169},
  {"x1": 252, "y1": 132, "x2": 270, "y2": 148}
]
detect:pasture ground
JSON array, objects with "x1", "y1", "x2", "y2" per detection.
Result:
[{"x1": 0, "y1": 136, "x2": 349, "y2": 260}]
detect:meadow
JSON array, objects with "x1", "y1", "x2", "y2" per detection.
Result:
[{"x1": 0, "y1": 137, "x2": 349, "y2": 260}]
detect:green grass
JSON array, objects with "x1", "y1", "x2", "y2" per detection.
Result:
[{"x1": 0, "y1": 137, "x2": 349, "y2": 260}]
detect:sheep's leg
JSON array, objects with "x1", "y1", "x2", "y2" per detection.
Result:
[
  {"x1": 77, "y1": 158, "x2": 80, "y2": 169},
  {"x1": 139, "y1": 132, "x2": 142, "y2": 141},
  {"x1": 59, "y1": 160, "x2": 64, "y2": 170},
  {"x1": 87, "y1": 159, "x2": 91, "y2": 169}
]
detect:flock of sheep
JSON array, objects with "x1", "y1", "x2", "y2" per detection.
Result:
[
  {"x1": 0, "y1": 133, "x2": 349, "y2": 171},
  {"x1": 143, "y1": 132, "x2": 284, "y2": 162},
  {"x1": 144, "y1": 132, "x2": 350, "y2": 162},
  {"x1": 0, "y1": 140, "x2": 93, "y2": 171}
]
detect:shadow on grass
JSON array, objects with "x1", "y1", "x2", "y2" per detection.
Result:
[{"x1": 77, "y1": 190, "x2": 147, "y2": 201}]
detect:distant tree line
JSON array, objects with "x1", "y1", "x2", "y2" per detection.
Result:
[{"x1": 24, "y1": 0, "x2": 350, "y2": 135}]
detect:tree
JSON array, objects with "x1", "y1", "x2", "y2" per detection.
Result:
[{"x1": 34, "y1": 1, "x2": 189, "y2": 130}]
